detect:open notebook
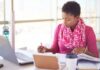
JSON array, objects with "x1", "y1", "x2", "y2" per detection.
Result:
[{"x1": 77, "y1": 53, "x2": 100, "y2": 63}]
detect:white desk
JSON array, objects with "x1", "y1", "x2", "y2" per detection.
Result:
[
  {"x1": 0, "y1": 59, "x2": 67, "y2": 70},
  {"x1": 0, "y1": 59, "x2": 100, "y2": 70},
  {"x1": 0, "y1": 59, "x2": 35, "y2": 70}
]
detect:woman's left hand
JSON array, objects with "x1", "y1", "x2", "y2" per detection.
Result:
[{"x1": 72, "y1": 47, "x2": 87, "y2": 54}]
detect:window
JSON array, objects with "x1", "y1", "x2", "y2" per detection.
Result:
[
  {"x1": 14, "y1": 0, "x2": 57, "y2": 52},
  {"x1": 15, "y1": 21, "x2": 56, "y2": 52},
  {"x1": 0, "y1": 0, "x2": 5, "y2": 36},
  {"x1": 14, "y1": 0, "x2": 55, "y2": 20},
  {"x1": 0, "y1": 0, "x2": 4, "y2": 21}
]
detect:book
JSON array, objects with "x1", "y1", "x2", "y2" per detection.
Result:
[{"x1": 78, "y1": 53, "x2": 100, "y2": 63}]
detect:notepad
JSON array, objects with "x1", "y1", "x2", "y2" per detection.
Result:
[{"x1": 33, "y1": 53, "x2": 59, "y2": 69}]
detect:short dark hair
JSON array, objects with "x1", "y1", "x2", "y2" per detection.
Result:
[{"x1": 62, "y1": 1, "x2": 81, "y2": 17}]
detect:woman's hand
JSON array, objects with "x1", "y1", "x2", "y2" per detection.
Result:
[
  {"x1": 38, "y1": 45, "x2": 48, "y2": 53},
  {"x1": 72, "y1": 47, "x2": 87, "y2": 54}
]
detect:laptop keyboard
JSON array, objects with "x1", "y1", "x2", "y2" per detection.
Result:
[{"x1": 16, "y1": 52, "x2": 32, "y2": 61}]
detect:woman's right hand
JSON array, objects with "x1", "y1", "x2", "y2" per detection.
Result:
[{"x1": 38, "y1": 46, "x2": 48, "y2": 53}]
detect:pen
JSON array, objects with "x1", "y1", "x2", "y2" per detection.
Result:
[
  {"x1": 41, "y1": 43, "x2": 42, "y2": 46},
  {"x1": 40, "y1": 43, "x2": 46, "y2": 53}
]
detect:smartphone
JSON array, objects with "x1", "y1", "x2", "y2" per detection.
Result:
[{"x1": 0, "y1": 64, "x2": 3, "y2": 68}]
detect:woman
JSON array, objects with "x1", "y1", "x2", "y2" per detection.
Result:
[{"x1": 38, "y1": 1, "x2": 99, "y2": 57}]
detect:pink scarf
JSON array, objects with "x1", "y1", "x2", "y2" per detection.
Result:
[{"x1": 59, "y1": 18, "x2": 86, "y2": 49}]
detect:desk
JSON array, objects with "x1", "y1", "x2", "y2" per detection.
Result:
[
  {"x1": 0, "y1": 59, "x2": 99, "y2": 70},
  {"x1": 0, "y1": 59, "x2": 34, "y2": 70}
]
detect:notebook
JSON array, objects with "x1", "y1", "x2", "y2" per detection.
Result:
[
  {"x1": 78, "y1": 53, "x2": 100, "y2": 63},
  {"x1": 33, "y1": 53, "x2": 59, "y2": 69},
  {"x1": 0, "y1": 36, "x2": 33, "y2": 65}
]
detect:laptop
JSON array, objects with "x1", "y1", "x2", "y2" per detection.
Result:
[
  {"x1": 0, "y1": 36, "x2": 33, "y2": 65},
  {"x1": 33, "y1": 54, "x2": 59, "y2": 69}
]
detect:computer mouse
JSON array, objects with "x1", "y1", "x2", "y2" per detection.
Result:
[{"x1": 0, "y1": 64, "x2": 3, "y2": 68}]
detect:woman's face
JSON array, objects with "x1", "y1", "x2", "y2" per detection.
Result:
[{"x1": 62, "y1": 12, "x2": 79, "y2": 28}]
